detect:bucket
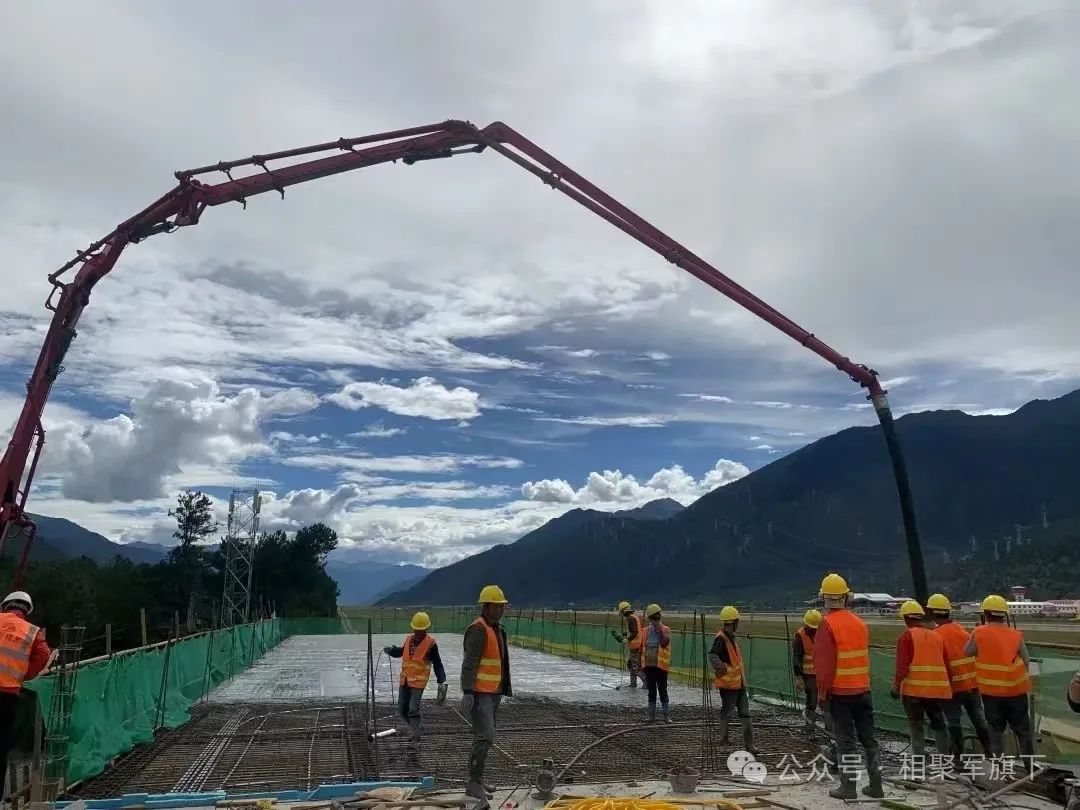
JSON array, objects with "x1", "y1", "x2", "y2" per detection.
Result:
[{"x1": 668, "y1": 766, "x2": 700, "y2": 793}]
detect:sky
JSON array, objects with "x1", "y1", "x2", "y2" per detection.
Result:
[{"x1": 1, "y1": 1, "x2": 1077, "y2": 568}]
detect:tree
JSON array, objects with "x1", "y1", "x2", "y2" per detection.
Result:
[
  {"x1": 295, "y1": 522, "x2": 338, "y2": 564},
  {"x1": 169, "y1": 490, "x2": 218, "y2": 549}
]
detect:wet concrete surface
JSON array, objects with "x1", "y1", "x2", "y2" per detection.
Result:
[{"x1": 208, "y1": 634, "x2": 703, "y2": 705}]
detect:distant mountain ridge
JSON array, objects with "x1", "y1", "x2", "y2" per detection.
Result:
[
  {"x1": 381, "y1": 390, "x2": 1080, "y2": 606},
  {"x1": 326, "y1": 559, "x2": 428, "y2": 605}
]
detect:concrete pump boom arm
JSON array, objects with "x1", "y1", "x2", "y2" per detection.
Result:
[{"x1": 0, "y1": 119, "x2": 920, "y2": 596}]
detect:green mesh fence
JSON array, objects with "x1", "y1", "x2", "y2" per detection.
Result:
[{"x1": 25, "y1": 619, "x2": 286, "y2": 785}]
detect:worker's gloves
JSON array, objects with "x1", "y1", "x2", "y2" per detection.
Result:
[
  {"x1": 436, "y1": 683, "x2": 448, "y2": 705},
  {"x1": 794, "y1": 678, "x2": 804, "y2": 692},
  {"x1": 714, "y1": 662, "x2": 728, "y2": 676},
  {"x1": 610, "y1": 629, "x2": 624, "y2": 642},
  {"x1": 461, "y1": 694, "x2": 475, "y2": 715},
  {"x1": 890, "y1": 687, "x2": 900, "y2": 700},
  {"x1": 382, "y1": 646, "x2": 393, "y2": 654}
]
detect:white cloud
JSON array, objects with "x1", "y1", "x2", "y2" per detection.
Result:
[
  {"x1": 535, "y1": 415, "x2": 668, "y2": 428},
  {"x1": 283, "y1": 452, "x2": 522, "y2": 475},
  {"x1": 348, "y1": 424, "x2": 407, "y2": 439},
  {"x1": 521, "y1": 458, "x2": 749, "y2": 506},
  {"x1": 680, "y1": 393, "x2": 734, "y2": 403},
  {"x1": 328, "y1": 377, "x2": 482, "y2": 421}
]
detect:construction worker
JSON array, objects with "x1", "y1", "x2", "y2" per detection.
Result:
[
  {"x1": 792, "y1": 609, "x2": 822, "y2": 731},
  {"x1": 610, "y1": 601, "x2": 645, "y2": 688},
  {"x1": 461, "y1": 585, "x2": 512, "y2": 803},
  {"x1": 0, "y1": 592, "x2": 51, "y2": 798},
  {"x1": 927, "y1": 593, "x2": 992, "y2": 757},
  {"x1": 965, "y1": 595, "x2": 1035, "y2": 758},
  {"x1": 383, "y1": 611, "x2": 447, "y2": 761},
  {"x1": 813, "y1": 573, "x2": 883, "y2": 801},
  {"x1": 641, "y1": 604, "x2": 671, "y2": 723},
  {"x1": 710, "y1": 606, "x2": 758, "y2": 755},
  {"x1": 892, "y1": 600, "x2": 952, "y2": 758}
]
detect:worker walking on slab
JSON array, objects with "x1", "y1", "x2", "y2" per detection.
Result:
[
  {"x1": 965, "y1": 595, "x2": 1035, "y2": 759},
  {"x1": 710, "y1": 606, "x2": 759, "y2": 755},
  {"x1": 641, "y1": 603, "x2": 672, "y2": 723},
  {"x1": 892, "y1": 600, "x2": 952, "y2": 758},
  {"x1": 0, "y1": 591, "x2": 51, "y2": 799},
  {"x1": 927, "y1": 593, "x2": 992, "y2": 759},
  {"x1": 383, "y1": 611, "x2": 447, "y2": 762},
  {"x1": 792, "y1": 609, "x2": 822, "y2": 732},
  {"x1": 813, "y1": 573, "x2": 884, "y2": 801},
  {"x1": 610, "y1": 601, "x2": 645, "y2": 688},
  {"x1": 461, "y1": 585, "x2": 512, "y2": 802}
]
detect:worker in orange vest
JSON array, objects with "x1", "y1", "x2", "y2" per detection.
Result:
[
  {"x1": 461, "y1": 586, "x2": 512, "y2": 803},
  {"x1": 792, "y1": 609, "x2": 822, "y2": 732},
  {"x1": 927, "y1": 593, "x2": 992, "y2": 758},
  {"x1": 891, "y1": 600, "x2": 952, "y2": 757},
  {"x1": 710, "y1": 606, "x2": 759, "y2": 755},
  {"x1": 383, "y1": 611, "x2": 447, "y2": 762},
  {"x1": 611, "y1": 601, "x2": 645, "y2": 688},
  {"x1": 0, "y1": 591, "x2": 52, "y2": 799},
  {"x1": 964, "y1": 595, "x2": 1034, "y2": 758},
  {"x1": 812, "y1": 573, "x2": 883, "y2": 801},
  {"x1": 641, "y1": 603, "x2": 672, "y2": 723}
]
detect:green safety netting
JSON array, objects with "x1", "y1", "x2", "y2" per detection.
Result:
[{"x1": 26, "y1": 619, "x2": 286, "y2": 784}]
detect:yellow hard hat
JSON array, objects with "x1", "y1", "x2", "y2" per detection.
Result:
[
  {"x1": 926, "y1": 593, "x2": 952, "y2": 612},
  {"x1": 618, "y1": 601, "x2": 631, "y2": 613},
  {"x1": 981, "y1": 594, "x2": 1009, "y2": 615},
  {"x1": 803, "y1": 609, "x2": 822, "y2": 628},
  {"x1": 820, "y1": 573, "x2": 850, "y2": 597},
  {"x1": 645, "y1": 603, "x2": 662, "y2": 618},
  {"x1": 410, "y1": 611, "x2": 431, "y2": 631},
  {"x1": 899, "y1": 600, "x2": 924, "y2": 619},
  {"x1": 478, "y1": 584, "x2": 508, "y2": 604},
  {"x1": 719, "y1": 605, "x2": 740, "y2": 623}
]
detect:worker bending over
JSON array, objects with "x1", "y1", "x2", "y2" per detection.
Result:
[
  {"x1": 892, "y1": 601, "x2": 952, "y2": 757},
  {"x1": 0, "y1": 592, "x2": 51, "y2": 798},
  {"x1": 610, "y1": 601, "x2": 645, "y2": 688},
  {"x1": 966, "y1": 595, "x2": 1034, "y2": 758},
  {"x1": 461, "y1": 585, "x2": 512, "y2": 803},
  {"x1": 814, "y1": 574, "x2": 883, "y2": 801},
  {"x1": 927, "y1": 593, "x2": 992, "y2": 758},
  {"x1": 792, "y1": 609, "x2": 822, "y2": 731},
  {"x1": 641, "y1": 603, "x2": 672, "y2": 723},
  {"x1": 710, "y1": 606, "x2": 759, "y2": 755},
  {"x1": 383, "y1": 611, "x2": 447, "y2": 762}
]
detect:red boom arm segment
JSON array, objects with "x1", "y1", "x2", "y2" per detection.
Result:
[{"x1": 0, "y1": 119, "x2": 886, "y2": 579}]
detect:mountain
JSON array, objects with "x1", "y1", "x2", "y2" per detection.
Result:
[
  {"x1": 613, "y1": 498, "x2": 684, "y2": 520},
  {"x1": 381, "y1": 389, "x2": 1080, "y2": 607},
  {"x1": 0, "y1": 515, "x2": 171, "y2": 566},
  {"x1": 325, "y1": 559, "x2": 429, "y2": 605}
]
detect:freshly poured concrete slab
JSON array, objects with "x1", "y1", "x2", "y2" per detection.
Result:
[{"x1": 208, "y1": 633, "x2": 702, "y2": 704}]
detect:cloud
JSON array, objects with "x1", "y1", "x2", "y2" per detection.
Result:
[
  {"x1": 328, "y1": 377, "x2": 482, "y2": 421},
  {"x1": 283, "y1": 452, "x2": 522, "y2": 475},
  {"x1": 521, "y1": 459, "x2": 749, "y2": 505},
  {"x1": 534, "y1": 415, "x2": 668, "y2": 428},
  {"x1": 679, "y1": 393, "x2": 734, "y2": 403},
  {"x1": 348, "y1": 424, "x2": 407, "y2": 439}
]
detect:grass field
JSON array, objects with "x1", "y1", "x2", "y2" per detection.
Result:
[{"x1": 340, "y1": 605, "x2": 1080, "y2": 650}]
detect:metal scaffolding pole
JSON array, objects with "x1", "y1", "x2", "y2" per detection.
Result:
[{"x1": 221, "y1": 488, "x2": 262, "y2": 627}]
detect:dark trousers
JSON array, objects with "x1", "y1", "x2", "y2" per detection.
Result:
[
  {"x1": 801, "y1": 675, "x2": 818, "y2": 715},
  {"x1": 0, "y1": 691, "x2": 17, "y2": 800},
  {"x1": 901, "y1": 696, "x2": 948, "y2": 756},
  {"x1": 468, "y1": 693, "x2": 502, "y2": 783},
  {"x1": 719, "y1": 687, "x2": 751, "y2": 720},
  {"x1": 644, "y1": 666, "x2": 669, "y2": 705},
  {"x1": 943, "y1": 689, "x2": 992, "y2": 756},
  {"x1": 397, "y1": 685, "x2": 424, "y2": 751},
  {"x1": 827, "y1": 693, "x2": 881, "y2": 788},
  {"x1": 982, "y1": 693, "x2": 1034, "y2": 757}
]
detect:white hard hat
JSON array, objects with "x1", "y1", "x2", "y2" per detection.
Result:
[{"x1": 2, "y1": 591, "x2": 33, "y2": 615}]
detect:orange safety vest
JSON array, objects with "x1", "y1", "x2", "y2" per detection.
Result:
[
  {"x1": 935, "y1": 621, "x2": 977, "y2": 692},
  {"x1": 399, "y1": 633, "x2": 435, "y2": 689},
  {"x1": 713, "y1": 632, "x2": 744, "y2": 690},
  {"x1": 0, "y1": 613, "x2": 39, "y2": 690},
  {"x1": 822, "y1": 609, "x2": 871, "y2": 692},
  {"x1": 469, "y1": 618, "x2": 504, "y2": 693},
  {"x1": 973, "y1": 623, "x2": 1030, "y2": 697},
  {"x1": 796, "y1": 627, "x2": 815, "y2": 676},
  {"x1": 625, "y1": 615, "x2": 645, "y2": 651},
  {"x1": 901, "y1": 627, "x2": 952, "y2": 700},
  {"x1": 641, "y1": 622, "x2": 671, "y2": 671}
]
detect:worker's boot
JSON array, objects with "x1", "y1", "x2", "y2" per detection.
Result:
[
  {"x1": 467, "y1": 743, "x2": 494, "y2": 801},
  {"x1": 741, "y1": 719, "x2": 760, "y2": 757},
  {"x1": 647, "y1": 702, "x2": 657, "y2": 723},
  {"x1": 803, "y1": 708, "x2": 816, "y2": 732},
  {"x1": 629, "y1": 672, "x2": 638, "y2": 688},
  {"x1": 861, "y1": 770, "x2": 885, "y2": 799},
  {"x1": 829, "y1": 777, "x2": 857, "y2": 801},
  {"x1": 933, "y1": 728, "x2": 951, "y2": 757},
  {"x1": 662, "y1": 702, "x2": 672, "y2": 724},
  {"x1": 717, "y1": 716, "x2": 730, "y2": 746},
  {"x1": 948, "y1": 726, "x2": 965, "y2": 760}
]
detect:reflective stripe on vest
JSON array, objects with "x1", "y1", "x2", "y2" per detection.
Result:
[
  {"x1": 641, "y1": 623, "x2": 671, "y2": 671},
  {"x1": 626, "y1": 615, "x2": 644, "y2": 651},
  {"x1": 713, "y1": 632, "x2": 744, "y2": 689},
  {"x1": 470, "y1": 618, "x2": 503, "y2": 693},
  {"x1": 973, "y1": 623, "x2": 1030, "y2": 697},
  {"x1": 901, "y1": 626, "x2": 952, "y2": 699},
  {"x1": 823, "y1": 610, "x2": 871, "y2": 691},
  {"x1": 935, "y1": 621, "x2": 977, "y2": 690},
  {"x1": 797, "y1": 627, "x2": 816, "y2": 675},
  {"x1": 399, "y1": 633, "x2": 435, "y2": 689},
  {"x1": 0, "y1": 614, "x2": 37, "y2": 690}
]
